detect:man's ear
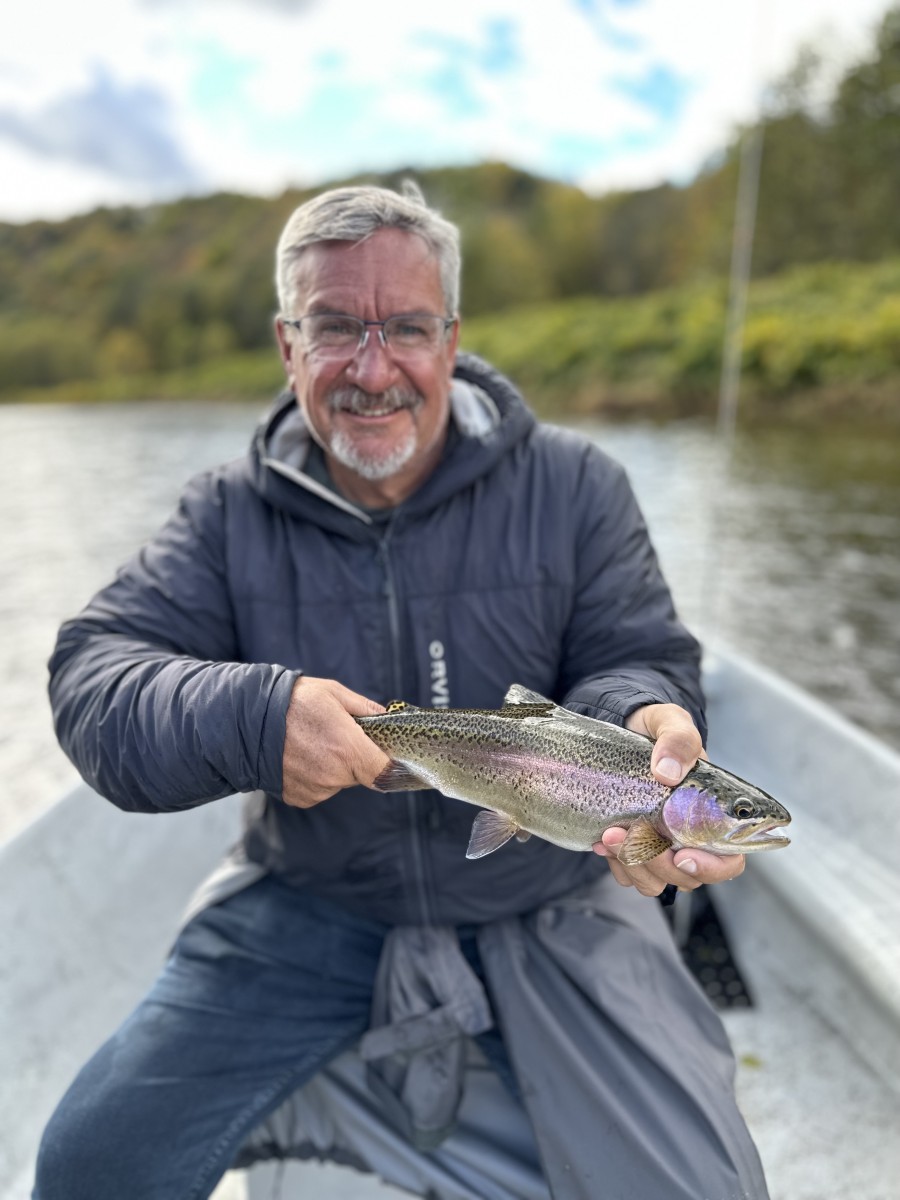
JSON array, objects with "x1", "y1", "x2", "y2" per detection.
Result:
[
  {"x1": 444, "y1": 317, "x2": 460, "y2": 377},
  {"x1": 274, "y1": 317, "x2": 294, "y2": 377}
]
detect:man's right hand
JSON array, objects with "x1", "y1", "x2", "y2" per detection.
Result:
[{"x1": 281, "y1": 676, "x2": 391, "y2": 809}]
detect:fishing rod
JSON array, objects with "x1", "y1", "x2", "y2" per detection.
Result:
[{"x1": 699, "y1": 1, "x2": 768, "y2": 648}]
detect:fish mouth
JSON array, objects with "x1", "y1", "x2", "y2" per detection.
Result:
[{"x1": 725, "y1": 819, "x2": 791, "y2": 849}]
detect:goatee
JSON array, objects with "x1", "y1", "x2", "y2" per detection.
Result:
[{"x1": 325, "y1": 385, "x2": 423, "y2": 481}]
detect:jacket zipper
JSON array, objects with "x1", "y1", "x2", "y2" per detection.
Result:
[{"x1": 377, "y1": 521, "x2": 434, "y2": 927}]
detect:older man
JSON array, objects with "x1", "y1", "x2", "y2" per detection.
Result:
[{"x1": 35, "y1": 182, "x2": 768, "y2": 1199}]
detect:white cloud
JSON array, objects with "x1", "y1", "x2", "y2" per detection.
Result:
[
  {"x1": 0, "y1": 0, "x2": 894, "y2": 221},
  {"x1": 0, "y1": 70, "x2": 203, "y2": 192}
]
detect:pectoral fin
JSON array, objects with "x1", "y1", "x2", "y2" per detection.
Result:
[
  {"x1": 466, "y1": 810, "x2": 521, "y2": 859},
  {"x1": 371, "y1": 761, "x2": 431, "y2": 792},
  {"x1": 618, "y1": 817, "x2": 671, "y2": 866}
]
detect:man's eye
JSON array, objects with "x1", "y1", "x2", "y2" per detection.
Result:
[
  {"x1": 317, "y1": 318, "x2": 359, "y2": 338},
  {"x1": 389, "y1": 320, "x2": 429, "y2": 342}
]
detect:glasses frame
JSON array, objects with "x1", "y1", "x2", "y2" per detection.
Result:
[{"x1": 281, "y1": 313, "x2": 457, "y2": 358}]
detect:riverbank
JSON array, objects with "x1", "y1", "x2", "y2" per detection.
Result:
[
  {"x1": 4, "y1": 258, "x2": 900, "y2": 421},
  {"x1": 462, "y1": 258, "x2": 900, "y2": 423}
]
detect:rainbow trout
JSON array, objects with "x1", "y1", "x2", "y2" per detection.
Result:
[{"x1": 357, "y1": 685, "x2": 791, "y2": 865}]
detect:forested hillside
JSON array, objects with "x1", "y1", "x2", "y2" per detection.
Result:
[{"x1": 1, "y1": 6, "x2": 898, "y2": 415}]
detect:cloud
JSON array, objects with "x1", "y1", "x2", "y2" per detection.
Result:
[{"x1": 0, "y1": 68, "x2": 203, "y2": 190}]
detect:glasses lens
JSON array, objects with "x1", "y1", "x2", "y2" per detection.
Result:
[
  {"x1": 303, "y1": 315, "x2": 363, "y2": 356},
  {"x1": 295, "y1": 314, "x2": 450, "y2": 358},
  {"x1": 384, "y1": 315, "x2": 446, "y2": 354}
]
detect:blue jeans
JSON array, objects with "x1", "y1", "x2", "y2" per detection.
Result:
[{"x1": 34, "y1": 878, "x2": 522, "y2": 1200}]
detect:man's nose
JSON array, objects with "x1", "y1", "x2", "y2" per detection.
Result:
[{"x1": 344, "y1": 329, "x2": 400, "y2": 391}]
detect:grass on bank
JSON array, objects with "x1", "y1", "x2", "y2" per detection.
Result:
[
  {"x1": 463, "y1": 258, "x2": 900, "y2": 422},
  {"x1": 6, "y1": 259, "x2": 900, "y2": 422},
  {"x1": 10, "y1": 348, "x2": 285, "y2": 406}
]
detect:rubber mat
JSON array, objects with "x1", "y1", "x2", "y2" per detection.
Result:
[{"x1": 670, "y1": 891, "x2": 754, "y2": 1009}]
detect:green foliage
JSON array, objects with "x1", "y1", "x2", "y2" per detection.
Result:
[
  {"x1": 13, "y1": 349, "x2": 284, "y2": 406},
  {"x1": 0, "y1": 317, "x2": 96, "y2": 389},
  {"x1": 8, "y1": 257, "x2": 899, "y2": 419},
  {"x1": 461, "y1": 258, "x2": 900, "y2": 420}
]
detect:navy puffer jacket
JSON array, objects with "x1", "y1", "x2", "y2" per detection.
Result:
[{"x1": 49, "y1": 354, "x2": 705, "y2": 925}]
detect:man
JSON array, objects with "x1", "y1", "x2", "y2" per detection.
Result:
[{"x1": 35, "y1": 182, "x2": 767, "y2": 1199}]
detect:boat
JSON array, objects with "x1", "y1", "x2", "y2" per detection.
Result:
[{"x1": 1, "y1": 644, "x2": 898, "y2": 1200}]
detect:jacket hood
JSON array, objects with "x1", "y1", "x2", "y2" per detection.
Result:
[{"x1": 249, "y1": 352, "x2": 536, "y2": 539}]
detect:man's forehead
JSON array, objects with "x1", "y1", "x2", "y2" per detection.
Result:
[{"x1": 293, "y1": 230, "x2": 438, "y2": 287}]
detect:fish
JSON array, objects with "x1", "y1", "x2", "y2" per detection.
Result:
[{"x1": 357, "y1": 684, "x2": 791, "y2": 866}]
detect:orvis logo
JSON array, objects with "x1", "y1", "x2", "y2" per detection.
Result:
[{"x1": 429, "y1": 640, "x2": 450, "y2": 707}]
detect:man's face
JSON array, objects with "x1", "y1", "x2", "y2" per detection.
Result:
[{"x1": 275, "y1": 227, "x2": 459, "y2": 508}]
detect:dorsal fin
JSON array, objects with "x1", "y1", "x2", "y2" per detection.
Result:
[
  {"x1": 504, "y1": 683, "x2": 553, "y2": 707},
  {"x1": 504, "y1": 691, "x2": 625, "y2": 741}
]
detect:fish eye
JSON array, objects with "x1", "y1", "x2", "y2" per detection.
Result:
[{"x1": 733, "y1": 799, "x2": 755, "y2": 819}]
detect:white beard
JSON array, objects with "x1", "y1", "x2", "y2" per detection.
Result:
[
  {"x1": 319, "y1": 384, "x2": 423, "y2": 482},
  {"x1": 328, "y1": 425, "x2": 419, "y2": 481}
]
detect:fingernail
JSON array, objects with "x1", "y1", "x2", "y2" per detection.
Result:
[
  {"x1": 677, "y1": 858, "x2": 698, "y2": 876},
  {"x1": 658, "y1": 757, "x2": 682, "y2": 782}
]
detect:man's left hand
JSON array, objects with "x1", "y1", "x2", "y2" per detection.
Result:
[{"x1": 591, "y1": 703, "x2": 745, "y2": 896}]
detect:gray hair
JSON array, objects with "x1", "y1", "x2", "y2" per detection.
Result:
[{"x1": 275, "y1": 180, "x2": 461, "y2": 317}]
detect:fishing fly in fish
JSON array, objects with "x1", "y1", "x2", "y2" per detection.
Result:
[{"x1": 357, "y1": 684, "x2": 791, "y2": 866}]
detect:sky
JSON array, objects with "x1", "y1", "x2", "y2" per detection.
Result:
[{"x1": 0, "y1": 0, "x2": 893, "y2": 223}]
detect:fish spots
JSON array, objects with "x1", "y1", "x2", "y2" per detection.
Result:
[{"x1": 356, "y1": 694, "x2": 791, "y2": 857}]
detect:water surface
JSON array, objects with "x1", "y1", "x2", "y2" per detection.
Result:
[{"x1": 1, "y1": 400, "x2": 896, "y2": 842}]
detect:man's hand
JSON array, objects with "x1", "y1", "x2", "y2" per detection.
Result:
[
  {"x1": 592, "y1": 703, "x2": 745, "y2": 896},
  {"x1": 282, "y1": 676, "x2": 391, "y2": 809}
]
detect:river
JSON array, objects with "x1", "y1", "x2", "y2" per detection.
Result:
[{"x1": 0, "y1": 399, "x2": 897, "y2": 843}]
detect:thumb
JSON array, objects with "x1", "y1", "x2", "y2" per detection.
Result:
[
  {"x1": 347, "y1": 693, "x2": 388, "y2": 717},
  {"x1": 313, "y1": 678, "x2": 387, "y2": 717}
]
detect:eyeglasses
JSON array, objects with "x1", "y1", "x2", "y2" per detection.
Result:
[{"x1": 281, "y1": 313, "x2": 456, "y2": 360}]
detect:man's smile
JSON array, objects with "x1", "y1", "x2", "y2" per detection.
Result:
[{"x1": 329, "y1": 386, "x2": 422, "y2": 422}]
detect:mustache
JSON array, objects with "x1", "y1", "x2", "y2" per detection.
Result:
[{"x1": 327, "y1": 385, "x2": 423, "y2": 415}]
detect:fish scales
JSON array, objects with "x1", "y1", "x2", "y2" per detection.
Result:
[
  {"x1": 357, "y1": 686, "x2": 791, "y2": 864},
  {"x1": 362, "y1": 708, "x2": 668, "y2": 849}
]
